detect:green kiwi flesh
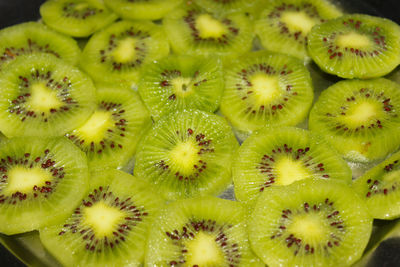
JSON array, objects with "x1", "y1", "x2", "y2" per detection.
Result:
[
  {"x1": 0, "y1": 21, "x2": 81, "y2": 70},
  {"x1": 309, "y1": 78, "x2": 400, "y2": 163},
  {"x1": 134, "y1": 109, "x2": 239, "y2": 201},
  {"x1": 233, "y1": 127, "x2": 352, "y2": 204},
  {"x1": 195, "y1": 0, "x2": 257, "y2": 15},
  {"x1": 0, "y1": 137, "x2": 89, "y2": 235},
  {"x1": 163, "y1": 5, "x2": 253, "y2": 57},
  {"x1": 40, "y1": 169, "x2": 164, "y2": 266},
  {"x1": 66, "y1": 85, "x2": 151, "y2": 171},
  {"x1": 138, "y1": 55, "x2": 224, "y2": 120},
  {"x1": 220, "y1": 50, "x2": 314, "y2": 135},
  {"x1": 0, "y1": 53, "x2": 96, "y2": 137},
  {"x1": 145, "y1": 196, "x2": 264, "y2": 267},
  {"x1": 255, "y1": 0, "x2": 342, "y2": 60},
  {"x1": 40, "y1": 0, "x2": 118, "y2": 37},
  {"x1": 104, "y1": 0, "x2": 183, "y2": 20},
  {"x1": 353, "y1": 151, "x2": 400, "y2": 219},
  {"x1": 80, "y1": 20, "x2": 170, "y2": 89},
  {"x1": 308, "y1": 14, "x2": 400, "y2": 78},
  {"x1": 249, "y1": 178, "x2": 373, "y2": 267}
]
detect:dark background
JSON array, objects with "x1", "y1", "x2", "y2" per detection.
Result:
[{"x1": 0, "y1": 0, "x2": 399, "y2": 266}]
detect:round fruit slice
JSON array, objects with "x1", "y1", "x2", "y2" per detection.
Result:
[
  {"x1": 40, "y1": 0, "x2": 118, "y2": 37},
  {"x1": 308, "y1": 14, "x2": 400, "y2": 78},
  {"x1": 40, "y1": 169, "x2": 164, "y2": 267},
  {"x1": 353, "y1": 151, "x2": 400, "y2": 219},
  {"x1": 146, "y1": 196, "x2": 264, "y2": 267},
  {"x1": 138, "y1": 55, "x2": 224, "y2": 120},
  {"x1": 0, "y1": 21, "x2": 80, "y2": 71},
  {"x1": 80, "y1": 20, "x2": 170, "y2": 88},
  {"x1": 255, "y1": 0, "x2": 342, "y2": 60},
  {"x1": 104, "y1": 0, "x2": 183, "y2": 20},
  {"x1": 309, "y1": 78, "x2": 400, "y2": 163},
  {"x1": 0, "y1": 137, "x2": 89, "y2": 235},
  {"x1": 0, "y1": 53, "x2": 96, "y2": 138},
  {"x1": 195, "y1": 0, "x2": 258, "y2": 15},
  {"x1": 220, "y1": 50, "x2": 314, "y2": 136},
  {"x1": 163, "y1": 5, "x2": 253, "y2": 57},
  {"x1": 134, "y1": 109, "x2": 239, "y2": 201},
  {"x1": 66, "y1": 85, "x2": 151, "y2": 171},
  {"x1": 233, "y1": 127, "x2": 352, "y2": 204},
  {"x1": 249, "y1": 178, "x2": 373, "y2": 267}
]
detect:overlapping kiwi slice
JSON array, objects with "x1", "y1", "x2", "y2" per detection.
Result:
[
  {"x1": 138, "y1": 55, "x2": 224, "y2": 120},
  {"x1": 134, "y1": 109, "x2": 239, "y2": 201},
  {"x1": 0, "y1": 22, "x2": 80, "y2": 71},
  {"x1": 0, "y1": 53, "x2": 96, "y2": 137},
  {"x1": 233, "y1": 127, "x2": 352, "y2": 204},
  {"x1": 146, "y1": 196, "x2": 264, "y2": 267},
  {"x1": 163, "y1": 5, "x2": 253, "y2": 57},
  {"x1": 255, "y1": 0, "x2": 342, "y2": 60},
  {"x1": 40, "y1": 0, "x2": 118, "y2": 37},
  {"x1": 40, "y1": 169, "x2": 164, "y2": 266},
  {"x1": 0, "y1": 137, "x2": 89, "y2": 235},
  {"x1": 195, "y1": 0, "x2": 258, "y2": 15},
  {"x1": 308, "y1": 14, "x2": 400, "y2": 78},
  {"x1": 249, "y1": 178, "x2": 373, "y2": 266},
  {"x1": 220, "y1": 50, "x2": 314, "y2": 137},
  {"x1": 353, "y1": 151, "x2": 400, "y2": 219},
  {"x1": 104, "y1": 0, "x2": 183, "y2": 20},
  {"x1": 309, "y1": 78, "x2": 400, "y2": 163},
  {"x1": 80, "y1": 20, "x2": 170, "y2": 88},
  {"x1": 66, "y1": 85, "x2": 151, "y2": 171}
]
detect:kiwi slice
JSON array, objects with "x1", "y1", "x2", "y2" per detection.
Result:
[
  {"x1": 104, "y1": 0, "x2": 183, "y2": 20},
  {"x1": 309, "y1": 78, "x2": 400, "y2": 163},
  {"x1": 66, "y1": 85, "x2": 150, "y2": 171},
  {"x1": 145, "y1": 196, "x2": 264, "y2": 266},
  {"x1": 40, "y1": 0, "x2": 118, "y2": 38},
  {"x1": 0, "y1": 137, "x2": 89, "y2": 235},
  {"x1": 233, "y1": 127, "x2": 352, "y2": 204},
  {"x1": 40, "y1": 169, "x2": 164, "y2": 266},
  {"x1": 134, "y1": 109, "x2": 239, "y2": 201},
  {"x1": 249, "y1": 178, "x2": 373, "y2": 266},
  {"x1": 163, "y1": 5, "x2": 253, "y2": 57},
  {"x1": 80, "y1": 20, "x2": 170, "y2": 89},
  {"x1": 138, "y1": 55, "x2": 224, "y2": 120},
  {"x1": 0, "y1": 53, "x2": 96, "y2": 138},
  {"x1": 255, "y1": 0, "x2": 342, "y2": 60},
  {"x1": 194, "y1": 0, "x2": 258, "y2": 15},
  {"x1": 220, "y1": 50, "x2": 314, "y2": 137},
  {"x1": 308, "y1": 14, "x2": 400, "y2": 79},
  {"x1": 352, "y1": 151, "x2": 400, "y2": 219},
  {"x1": 0, "y1": 21, "x2": 80, "y2": 71}
]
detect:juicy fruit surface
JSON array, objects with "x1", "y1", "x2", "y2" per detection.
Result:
[
  {"x1": 308, "y1": 14, "x2": 400, "y2": 78},
  {"x1": 40, "y1": 169, "x2": 164, "y2": 267},
  {"x1": 163, "y1": 6, "x2": 253, "y2": 57},
  {"x1": 255, "y1": 0, "x2": 342, "y2": 60},
  {"x1": 233, "y1": 127, "x2": 352, "y2": 203},
  {"x1": 134, "y1": 109, "x2": 239, "y2": 200},
  {"x1": 0, "y1": 53, "x2": 96, "y2": 137},
  {"x1": 66, "y1": 86, "x2": 150, "y2": 170},
  {"x1": 146, "y1": 196, "x2": 263, "y2": 267},
  {"x1": 40, "y1": 0, "x2": 118, "y2": 37},
  {"x1": 104, "y1": 0, "x2": 183, "y2": 20},
  {"x1": 309, "y1": 78, "x2": 400, "y2": 162},
  {"x1": 0, "y1": 137, "x2": 89, "y2": 235},
  {"x1": 353, "y1": 151, "x2": 400, "y2": 219},
  {"x1": 0, "y1": 21, "x2": 81, "y2": 70},
  {"x1": 80, "y1": 20, "x2": 169, "y2": 88},
  {"x1": 249, "y1": 179, "x2": 373, "y2": 267},
  {"x1": 138, "y1": 55, "x2": 224, "y2": 120},
  {"x1": 195, "y1": 0, "x2": 257, "y2": 14},
  {"x1": 220, "y1": 50, "x2": 314, "y2": 134}
]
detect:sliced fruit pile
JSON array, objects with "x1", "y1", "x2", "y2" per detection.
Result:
[{"x1": 0, "y1": 0, "x2": 399, "y2": 266}]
